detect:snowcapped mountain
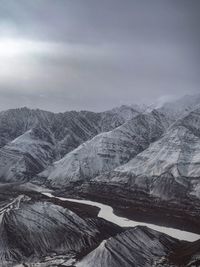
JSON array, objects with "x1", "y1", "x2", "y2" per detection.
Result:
[
  {"x1": 0, "y1": 95, "x2": 200, "y2": 266},
  {"x1": 0, "y1": 107, "x2": 54, "y2": 148},
  {"x1": 0, "y1": 105, "x2": 141, "y2": 183},
  {"x1": 158, "y1": 93, "x2": 200, "y2": 121},
  {"x1": 0, "y1": 94, "x2": 200, "y2": 189},
  {"x1": 40, "y1": 110, "x2": 170, "y2": 188},
  {"x1": 94, "y1": 107, "x2": 200, "y2": 200},
  {"x1": 0, "y1": 126, "x2": 56, "y2": 182},
  {"x1": 108, "y1": 104, "x2": 141, "y2": 121},
  {"x1": 0, "y1": 105, "x2": 140, "y2": 158}
]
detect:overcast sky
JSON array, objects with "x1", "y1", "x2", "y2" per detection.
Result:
[{"x1": 0, "y1": 0, "x2": 199, "y2": 112}]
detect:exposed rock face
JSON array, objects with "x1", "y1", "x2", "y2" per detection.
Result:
[
  {"x1": 169, "y1": 238, "x2": 200, "y2": 267},
  {"x1": 41, "y1": 110, "x2": 170, "y2": 188},
  {"x1": 0, "y1": 187, "x2": 199, "y2": 267},
  {"x1": 0, "y1": 192, "x2": 123, "y2": 266},
  {"x1": 0, "y1": 127, "x2": 56, "y2": 182},
  {"x1": 0, "y1": 107, "x2": 54, "y2": 149},
  {"x1": 1, "y1": 95, "x2": 200, "y2": 186},
  {"x1": 0, "y1": 106, "x2": 140, "y2": 183},
  {"x1": 0, "y1": 96, "x2": 200, "y2": 267},
  {"x1": 77, "y1": 226, "x2": 179, "y2": 267},
  {"x1": 0, "y1": 106, "x2": 140, "y2": 154},
  {"x1": 93, "y1": 108, "x2": 200, "y2": 201}
]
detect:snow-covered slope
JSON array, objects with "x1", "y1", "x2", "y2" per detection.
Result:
[
  {"x1": 77, "y1": 226, "x2": 200, "y2": 267},
  {"x1": 77, "y1": 226, "x2": 179, "y2": 267},
  {"x1": 0, "y1": 106, "x2": 140, "y2": 158},
  {"x1": 0, "y1": 107, "x2": 54, "y2": 148},
  {"x1": 0, "y1": 127, "x2": 56, "y2": 182},
  {"x1": 108, "y1": 104, "x2": 140, "y2": 121},
  {"x1": 1, "y1": 94, "x2": 200, "y2": 187},
  {"x1": 95, "y1": 108, "x2": 200, "y2": 200},
  {"x1": 0, "y1": 192, "x2": 118, "y2": 266},
  {"x1": 0, "y1": 190, "x2": 199, "y2": 266},
  {"x1": 0, "y1": 106, "x2": 141, "y2": 183},
  {"x1": 41, "y1": 110, "x2": 169, "y2": 188},
  {"x1": 158, "y1": 93, "x2": 200, "y2": 121}
]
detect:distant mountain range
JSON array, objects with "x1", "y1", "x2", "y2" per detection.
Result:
[{"x1": 0, "y1": 94, "x2": 200, "y2": 198}]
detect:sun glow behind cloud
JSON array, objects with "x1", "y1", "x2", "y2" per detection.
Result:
[
  {"x1": 0, "y1": 37, "x2": 66, "y2": 59},
  {"x1": 0, "y1": 37, "x2": 64, "y2": 82},
  {"x1": 0, "y1": 36, "x2": 113, "y2": 84},
  {"x1": 0, "y1": 38, "x2": 32, "y2": 57}
]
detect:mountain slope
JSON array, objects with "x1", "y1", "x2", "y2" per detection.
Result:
[
  {"x1": 94, "y1": 108, "x2": 200, "y2": 200},
  {"x1": 158, "y1": 93, "x2": 200, "y2": 121},
  {"x1": 0, "y1": 191, "x2": 123, "y2": 266},
  {"x1": 0, "y1": 126, "x2": 56, "y2": 182},
  {"x1": 77, "y1": 226, "x2": 179, "y2": 267},
  {"x1": 0, "y1": 106, "x2": 140, "y2": 158},
  {"x1": 41, "y1": 110, "x2": 170, "y2": 188},
  {"x1": 0, "y1": 107, "x2": 54, "y2": 148},
  {"x1": 0, "y1": 106, "x2": 141, "y2": 184}
]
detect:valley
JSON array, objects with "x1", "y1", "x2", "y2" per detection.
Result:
[{"x1": 0, "y1": 94, "x2": 200, "y2": 266}]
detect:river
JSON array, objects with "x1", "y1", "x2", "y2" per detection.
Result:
[{"x1": 43, "y1": 192, "x2": 200, "y2": 242}]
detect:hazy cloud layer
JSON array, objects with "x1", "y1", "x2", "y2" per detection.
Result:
[{"x1": 0, "y1": 0, "x2": 199, "y2": 112}]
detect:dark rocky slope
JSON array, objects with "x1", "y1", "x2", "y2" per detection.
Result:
[
  {"x1": 77, "y1": 226, "x2": 200, "y2": 267},
  {"x1": 0, "y1": 189, "x2": 122, "y2": 266}
]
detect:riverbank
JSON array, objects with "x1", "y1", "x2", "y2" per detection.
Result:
[
  {"x1": 43, "y1": 192, "x2": 200, "y2": 242},
  {"x1": 63, "y1": 182, "x2": 200, "y2": 236}
]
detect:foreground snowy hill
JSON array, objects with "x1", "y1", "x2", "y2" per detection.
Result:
[
  {"x1": 40, "y1": 110, "x2": 170, "y2": 188},
  {"x1": 77, "y1": 226, "x2": 179, "y2": 267},
  {"x1": 0, "y1": 188, "x2": 199, "y2": 267},
  {"x1": 0, "y1": 189, "x2": 122, "y2": 266}
]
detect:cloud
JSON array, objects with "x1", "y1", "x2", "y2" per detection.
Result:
[{"x1": 0, "y1": 0, "x2": 199, "y2": 112}]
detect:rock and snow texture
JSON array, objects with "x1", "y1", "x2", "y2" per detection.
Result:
[
  {"x1": 0, "y1": 94, "x2": 200, "y2": 192},
  {"x1": 0, "y1": 106, "x2": 140, "y2": 183},
  {"x1": 41, "y1": 110, "x2": 170, "y2": 188},
  {"x1": 0, "y1": 127, "x2": 56, "y2": 182},
  {"x1": 77, "y1": 226, "x2": 179, "y2": 267},
  {"x1": 95, "y1": 108, "x2": 200, "y2": 200},
  {"x1": 0, "y1": 194, "x2": 100, "y2": 265},
  {"x1": 158, "y1": 93, "x2": 200, "y2": 121},
  {"x1": 0, "y1": 105, "x2": 140, "y2": 154},
  {"x1": 1, "y1": 192, "x2": 199, "y2": 267}
]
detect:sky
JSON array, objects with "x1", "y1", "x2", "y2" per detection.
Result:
[{"x1": 0, "y1": 0, "x2": 199, "y2": 112}]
